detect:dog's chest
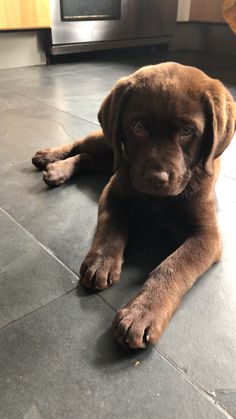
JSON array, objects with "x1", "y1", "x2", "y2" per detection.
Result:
[{"x1": 128, "y1": 196, "x2": 189, "y2": 242}]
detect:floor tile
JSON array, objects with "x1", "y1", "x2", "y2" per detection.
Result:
[
  {"x1": 220, "y1": 134, "x2": 236, "y2": 180},
  {"x1": 0, "y1": 102, "x2": 98, "y2": 167},
  {"x1": 10, "y1": 74, "x2": 112, "y2": 102},
  {"x1": 43, "y1": 92, "x2": 107, "y2": 124},
  {"x1": 0, "y1": 60, "x2": 150, "y2": 124},
  {"x1": 0, "y1": 209, "x2": 76, "y2": 329},
  {"x1": 0, "y1": 91, "x2": 35, "y2": 112},
  {"x1": 0, "y1": 290, "x2": 229, "y2": 419},
  {"x1": 215, "y1": 173, "x2": 236, "y2": 211},
  {"x1": 0, "y1": 98, "x2": 106, "y2": 274},
  {"x1": 0, "y1": 159, "x2": 106, "y2": 273},
  {"x1": 0, "y1": 59, "x2": 135, "y2": 84}
]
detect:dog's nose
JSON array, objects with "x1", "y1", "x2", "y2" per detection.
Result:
[{"x1": 145, "y1": 170, "x2": 169, "y2": 186}]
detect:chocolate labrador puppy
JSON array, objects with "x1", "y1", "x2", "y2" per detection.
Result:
[{"x1": 32, "y1": 62, "x2": 236, "y2": 349}]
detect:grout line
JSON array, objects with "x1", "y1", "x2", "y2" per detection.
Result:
[
  {"x1": 151, "y1": 345, "x2": 235, "y2": 418},
  {"x1": 1, "y1": 87, "x2": 100, "y2": 129},
  {"x1": 95, "y1": 293, "x2": 117, "y2": 313},
  {"x1": 0, "y1": 287, "x2": 76, "y2": 332},
  {"x1": 220, "y1": 173, "x2": 236, "y2": 182},
  {"x1": 0, "y1": 206, "x2": 80, "y2": 282},
  {"x1": 35, "y1": 97, "x2": 101, "y2": 128},
  {"x1": 0, "y1": 206, "x2": 115, "y2": 330},
  {"x1": 6, "y1": 109, "x2": 74, "y2": 142}
]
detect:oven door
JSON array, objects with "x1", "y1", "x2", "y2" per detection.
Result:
[{"x1": 50, "y1": 0, "x2": 129, "y2": 45}]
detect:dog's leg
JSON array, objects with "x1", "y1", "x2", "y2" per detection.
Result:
[
  {"x1": 32, "y1": 129, "x2": 111, "y2": 170},
  {"x1": 80, "y1": 175, "x2": 128, "y2": 290},
  {"x1": 113, "y1": 206, "x2": 221, "y2": 349},
  {"x1": 32, "y1": 130, "x2": 113, "y2": 186},
  {"x1": 42, "y1": 151, "x2": 113, "y2": 187}
]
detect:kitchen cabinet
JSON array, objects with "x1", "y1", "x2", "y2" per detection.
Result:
[
  {"x1": 189, "y1": 0, "x2": 224, "y2": 22},
  {"x1": 0, "y1": 0, "x2": 50, "y2": 30}
]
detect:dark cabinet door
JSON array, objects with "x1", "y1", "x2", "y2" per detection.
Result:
[{"x1": 128, "y1": 0, "x2": 178, "y2": 38}]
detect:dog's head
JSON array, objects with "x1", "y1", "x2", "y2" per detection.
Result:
[{"x1": 98, "y1": 62, "x2": 235, "y2": 197}]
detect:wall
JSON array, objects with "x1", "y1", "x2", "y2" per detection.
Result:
[{"x1": 177, "y1": 0, "x2": 191, "y2": 21}]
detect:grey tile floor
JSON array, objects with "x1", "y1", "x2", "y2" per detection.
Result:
[{"x1": 0, "y1": 49, "x2": 236, "y2": 419}]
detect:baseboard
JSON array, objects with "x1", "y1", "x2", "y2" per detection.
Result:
[{"x1": 0, "y1": 30, "x2": 46, "y2": 69}]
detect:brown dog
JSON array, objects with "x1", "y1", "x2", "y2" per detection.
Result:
[{"x1": 32, "y1": 62, "x2": 236, "y2": 349}]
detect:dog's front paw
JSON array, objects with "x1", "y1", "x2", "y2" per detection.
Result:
[
  {"x1": 43, "y1": 160, "x2": 73, "y2": 187},
  {"x1": 32, "y1": 148, "x2": 62, "y2": 170},
  {"x1": 113, "y1": 293, "x2": 167, "y2": 349},
  {"x1": 80, "y1": 251, "x2": 123, "y2": 291}
]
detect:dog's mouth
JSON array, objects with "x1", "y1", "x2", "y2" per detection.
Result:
[{"x1": 144, "y1": 182, "x2": 188, "y2": 197}]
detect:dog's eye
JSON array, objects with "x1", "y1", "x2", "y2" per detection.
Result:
[
  {"x1": 132, "y1": 121, "x2": 146, "y2": 133},
  {"x1": 180, "y1": 125, "x2": 195, "y2": 137}
]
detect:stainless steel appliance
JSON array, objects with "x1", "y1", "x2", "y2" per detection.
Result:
[{"x1": 49, "y1": 0, "x2": 178, "y2": 55}]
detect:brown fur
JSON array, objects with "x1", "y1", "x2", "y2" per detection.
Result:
[{"x1": 32, "y1": 62, "x2": 236, "y2": 349}]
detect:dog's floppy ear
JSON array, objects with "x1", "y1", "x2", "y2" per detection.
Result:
[
  {"x1": 203, "y1": 80, "x2": 236, "y2": 175},
  {"x1": 98, "y1": 76, "x2": 133, "y2": 171}
]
